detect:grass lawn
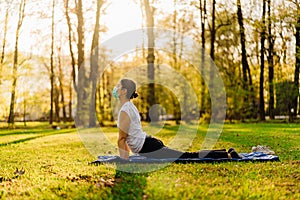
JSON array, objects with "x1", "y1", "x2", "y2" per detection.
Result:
[{"x1": 0, "y1": 122, "x2": 299, "y2": 199}]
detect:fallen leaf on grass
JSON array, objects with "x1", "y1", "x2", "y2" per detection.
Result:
[
  {"x1": 96, "y1": 178, "x2": 114, "y2": 188},
  {"x1": 66, "y1": 174, "x2": 95, "y2": 183},
  {"x1": 291, "y1": 160, "x2": 300, "y2": 166},
  {"x1": 14, "y1": 168, "x2": 25, "y2": 176}
]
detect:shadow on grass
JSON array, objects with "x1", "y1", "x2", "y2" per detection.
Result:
[
  {"x1": 0, "y1": 129, "x2": 75, "y2": 147},
  {"x1": 0, "y1": 129, "x2": 56, "y2": 137},
  {"x1": 111, "y1": 169, "x2": 148, "y2": 199}
]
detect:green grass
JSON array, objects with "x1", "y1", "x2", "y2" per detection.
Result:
[{"x1": 0, "y1": 122, "x2": 299, "y2": 199}]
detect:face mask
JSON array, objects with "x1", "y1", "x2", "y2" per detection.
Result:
[{"x1": 112, "y1": 86, "x2": 119, "y2": 99}]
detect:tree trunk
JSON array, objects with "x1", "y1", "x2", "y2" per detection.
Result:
[
  {"x1": 237, "y1": 0, "x2": 248, "y2": 88},
  {"x1": 8, "y1": 0, "x2": 26, "y2": 127},
  {"x1": 23, "y1": 98, "x2": 26, "y2": 127},
  {"x1": 267, "y1": 0, "x2": 275, "y2": 119},
  {"x1": 143, "y1": 0, "x2": 156, "y2": 122},
  {"x1": 259, "y1": 0, "x2": 266, "y2": 121},
  {"x1": 199, "y1": 0, "x2": 206, "y2": 116},
  {"x1": 0, "y1": 5, "x2": 9, "y2": 85},
  {"x1": 89, "y1": 0, "x2": 103, "y2": 127},
  {"x1": 237, "y1": 0, "x2": 255, "y2": 118},
  {"x1": 208, "y1": 0, "x2": 216, "y2": 117},
  {"x1": 172, "y1": 0, "x2": 178, "y2": 70},
  {"x1": 172, "y1": 0, "x2": 180, "y2": 124},
  {"x1": 96, "y1": 75, "x2": 106, "y2": 124},
  {"x1": 54, "y1": 85, "x2": 60, "y2": 123},
  {"x1": 294, "y1": 14, "x2": 300, "y2": 115},
  {"x1": 58, "y1": 49, "x2": 67, "y2": 123},
  {"x1": 64, "y1": 0, "x2": 77, "y2": 92},
  {"x1": 68, "y1": 78, "x2": 73, "y2": 121},
  {"x1": 210, "y1": 0, "x2": 215, "y2": 62},
  {"x1": 75, "y1": 0, "x2": 88, "y2": 127},
  {"x1": 64, "y1": 0, "x2": 75, "y2": 122},
  {"x1": 49, "y1": 0, "x2": 55, "y2": 124}
]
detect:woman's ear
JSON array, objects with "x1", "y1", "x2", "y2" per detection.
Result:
[{"x1": 122, "y1": 88, "x2": 127, "y2": 96}]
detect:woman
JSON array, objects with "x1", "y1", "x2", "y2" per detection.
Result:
[{"x1": 114, "y1": 79, "x2": 241, "y2": 160}]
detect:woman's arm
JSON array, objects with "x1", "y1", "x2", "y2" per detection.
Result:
[
  {"x1": 118, "y1": 129, "x2": 130, "y2": 159},
  {"x1": 118, "y1": 111, "x2": 130, "y2": 159}
]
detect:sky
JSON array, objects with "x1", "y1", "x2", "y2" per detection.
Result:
[
  {"x1": 101, "y1": 0, "x2": 143, "y2": 41},
  {"x1": 0, "y1": 0, "x2": 143, "y2": 54},
  {"x1": 1, "y1": 0, "x2": 181, "y2": 54},
  {"x1": 15, "y1": 0, "x2": 147, "y2": 54},
  {"x1": 2, "y1": 0, "x2": 296, "y2": 54}
]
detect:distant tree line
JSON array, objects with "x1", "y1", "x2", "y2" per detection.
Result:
[{"x1": 0, "y1": 0, "x2": 299, "y2": 127}]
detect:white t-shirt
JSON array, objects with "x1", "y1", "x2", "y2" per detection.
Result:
[{"x1": 117, "y1": 101, "x2": 146, "y2": 153}]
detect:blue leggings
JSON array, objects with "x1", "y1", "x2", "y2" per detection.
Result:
[{"x1": 139, "y1": 135, "x2": 229, "y2": 159}]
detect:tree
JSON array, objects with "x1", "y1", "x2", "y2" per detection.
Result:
[
  {"x1": 0, "y1": 1, "x2": 10, "y2": 85},
  {"x1": 210, "y1": 0, "x2": 216, "y2": 62},
  {"x1": 49, "y1": 0, "x2": 55, "y2": 124},
  {"x1": 293, "y1": 1, "x2": 300, "y2": 115},
  {"x1": 64, "y1": 0, "x2": 76, "y2": 122},
  {"x1": 64, "y1": 0, "x2": 76, "y2": 91},
  {"x1": 57, "y1": 46, "x2": 67, "y2": 123},
  {"x1": 267, "y1": 0, "x2": 275, "y2": 119},
  {"x1": 209, "y1": 0, "x2": 216, "y2": 97},
  {"x1": 68, "y1": 78, "x2": 73, "y2": 121},
  {"x1": 171, "y1": 0, "x2": 180, "y2": 123},
  {"x1": 172, "y1": 0, "x2": 178, "y2": 70},
  {"x1": 259, "y1": 0, "x2": 267, "y2": 121},
  {"x1": 237, "y1": 0, "x2": 248, "y2": 88},
  {"x1": 236, "y1": 0, "x2": 255, "y2": 118},
  {"x1": 54, "y1": 84, "x2": 60, "y2": 122},
  {"x1": 142, "y1": 0, "x2": 156, "y2": 121},
  {"x1": 199, "y1": 0, "x2": 206, "y2": 115},
  {"x1": 7, "y1": 0, "x2": 26, "y2": 127},
  {"x1": 89, "y1": 0, "x2": 104, "y2": 127},
  {"x1": 75, "y1": 0, "x2": 89, "y2": 127}
]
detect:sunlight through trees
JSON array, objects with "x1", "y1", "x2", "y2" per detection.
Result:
[{"x1": 0, "y1": 0, "x2": 299, "y2": 126}]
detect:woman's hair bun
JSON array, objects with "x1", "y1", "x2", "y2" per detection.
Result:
[{"x1": 131, "y1": 92, "x2": 139, "y2": 99}]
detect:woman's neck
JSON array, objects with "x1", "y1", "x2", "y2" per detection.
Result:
[{"x1": 119, "y1": 97, "x2": 130, "y2": 107}]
